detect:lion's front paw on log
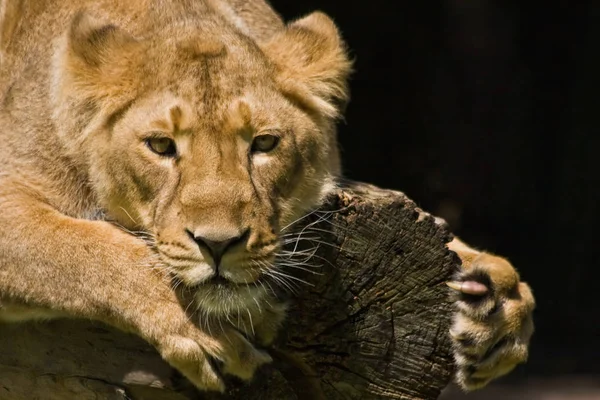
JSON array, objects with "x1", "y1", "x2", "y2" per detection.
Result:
[
  {"x1": 447, "y1": 253, "x2": 535, "y2": 390},
  {"x1": 156, "y1": 325, "x2": 272, "y2": 393}
]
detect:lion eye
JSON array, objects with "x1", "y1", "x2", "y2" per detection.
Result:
[
  {"x1": 146, "y1": 137, "x2": 177, "y2": 157},
  {"x1": 251, "y1": 134, "x2": 280, "y2": 153}
]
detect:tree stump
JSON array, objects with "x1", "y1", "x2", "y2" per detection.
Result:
[{"x1": 0, "y1": 180, "x2": 460, "y2": 400}]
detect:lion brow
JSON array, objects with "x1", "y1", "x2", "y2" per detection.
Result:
[
  {"x1": 170, "y1": 105, "x2": 183, "y2": 131},
  {"x1": 149, "y1": 105, "x2": 192, "y2": 134}
]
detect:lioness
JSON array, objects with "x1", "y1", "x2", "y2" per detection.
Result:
[{"x1": 0, "y1": 0, "x2": 534, "y2": 393}]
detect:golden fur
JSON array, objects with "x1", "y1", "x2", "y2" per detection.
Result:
[{"x1": 0, "y1": 0, "x2": 533, "y2": 392}]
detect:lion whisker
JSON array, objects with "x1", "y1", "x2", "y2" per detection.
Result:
[
  {"x1": 280, "y1": 205, "x2": 350, "y2": 234},
  {"x1": 246, "y1": 307, "x2": 255, "y2": 336},
  {"x1": 266, "y1": 268, "x2": 314, "y2": 287}
]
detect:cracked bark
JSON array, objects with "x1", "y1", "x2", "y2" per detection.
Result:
[{"x1": 0, "y1": 180, "x2": 458, "y2": 400}]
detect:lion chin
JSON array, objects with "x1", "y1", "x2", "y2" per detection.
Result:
[
  {"x1": 167, "y1": 257, "x2": 271, "y2": 317},
  {"x1": 193, "y1": 278, "x2": 268, "y2": 317}
]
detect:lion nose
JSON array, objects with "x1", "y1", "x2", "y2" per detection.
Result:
[{"x1": 187, "y1": 228, "x2": 249, "y2": 266}]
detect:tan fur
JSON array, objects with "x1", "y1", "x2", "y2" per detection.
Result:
[
  {"x1": 0, "y1": 0, "x2": 532, "y2": 392},
  {"x1": 447, "y1": 238, "x2": 535, "y2": 390}
]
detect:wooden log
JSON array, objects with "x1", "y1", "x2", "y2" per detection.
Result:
[{"x1": 0, "y1": 180, "x2": 460, "y2": 400}]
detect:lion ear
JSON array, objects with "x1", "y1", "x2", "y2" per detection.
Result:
[
  {"x1": 67, "y1": 12, "x2": 136, "y2": 66},
  {"x1": 261, "y1": 12, "x2": 352, "y2": 119},
  {"x1": 55, "y1": 12, "x2": 142, "y2": 101}
]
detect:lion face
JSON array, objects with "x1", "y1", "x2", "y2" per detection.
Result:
[{"x1": 51, "y1": 12, "x2": 350, "y2": 315}]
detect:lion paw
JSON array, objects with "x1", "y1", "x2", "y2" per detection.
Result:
[
  {"x1": 447, "y1": 253, "x2": 535, "y2": 390},
  {"x1": 217, "y1": 327, "x2": 273, "y2": 380},
  {"x1": 157, "y1": 325, "x2": 271, "y2": 392}
]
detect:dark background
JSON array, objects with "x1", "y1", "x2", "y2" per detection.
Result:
[{"x1": 272, "y1": 0, "x2": 599, "y2": 396}]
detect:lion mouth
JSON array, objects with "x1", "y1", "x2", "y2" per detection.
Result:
[
  {"x1": 208, "y1": 275, "x2": 233, "y2": 285},
  {"x1": 199, "y1": 274, "x2": 255, "y2": 287}
]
